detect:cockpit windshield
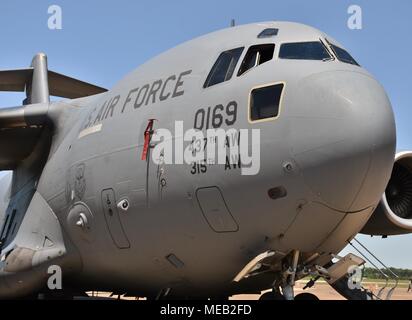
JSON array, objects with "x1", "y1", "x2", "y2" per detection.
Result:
[
  {"x1": 279, "y1": 41, "x2": 332, "y2": 61},
  {"x1": 328, "y1": 44, "x2": 359, "y2": 66}
]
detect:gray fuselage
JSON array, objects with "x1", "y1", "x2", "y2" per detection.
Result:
[{"x1": 0, "y1": 21, "x2": 396, "y2": 298}]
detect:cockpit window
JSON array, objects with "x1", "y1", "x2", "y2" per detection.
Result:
[
  {"x1": 249, "y1": 83, "x2": 284, "y2": 122},
  {"x1": 204, "y1": 47, "x2": 244, "y2": 88},
  {"x1": 279, "y1": 41, "x2": 331, "y2": 60},
  {"x1": 329, "y1": 44, "x2": 359, "y2": 66},
  {"x1": 238, "y1": 44, "x2": 275, "y2": 76},
  {"x1": 258, "y1": 28, "x2": 279, "y2": 38}
]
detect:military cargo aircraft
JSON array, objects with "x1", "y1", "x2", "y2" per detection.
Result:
[{"x1": 0, "y1": 21, "x2": 410, "y2": 300}]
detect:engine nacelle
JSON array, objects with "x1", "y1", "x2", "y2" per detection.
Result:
[{"x1": 361, "y1": 151, "x2": 412, "y2": 236}]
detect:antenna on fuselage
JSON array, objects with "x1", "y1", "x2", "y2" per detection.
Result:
[{"x1": 230, "y1": 19, "x2": 235, "y2": 27}]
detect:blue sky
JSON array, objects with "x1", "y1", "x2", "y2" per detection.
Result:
[{"x1": 0, "y1": 0, "x2": 411, "y2": 268}]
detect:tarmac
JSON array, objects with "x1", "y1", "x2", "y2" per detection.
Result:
[
  {"x1": 86, "y1": 280, "x2": 412, "y2": 300},
  {"x1": 231, "y1": 280, "x2": 412, "y2": 300}
]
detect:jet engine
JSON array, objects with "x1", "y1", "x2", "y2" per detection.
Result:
[{"x1": 362, "y1": 151, "x2": 412, "y2": 236}]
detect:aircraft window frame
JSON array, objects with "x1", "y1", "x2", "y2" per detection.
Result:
[
  {"x1": 248, "y1": 82, "x2": 285, "y2": 123},
  {"x1": 319, "y1": 38, "x2": 335, "y2": 61},
  {"x1": 203, "y1": 47, "x2": 244, "y2": 88},
  {"x1": 326, "y1": 40, "x2": 360, "y2": 66},
  {"x1": 237, "y1": 44, "x2": 275, "y2": 76},
  {"x1": 278, "y1": 41, "x2": 332, "y2": 61}
]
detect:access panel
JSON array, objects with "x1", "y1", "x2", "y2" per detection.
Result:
[{"x1": 196, "y1": 187, "x2": 239, "y2": 233}]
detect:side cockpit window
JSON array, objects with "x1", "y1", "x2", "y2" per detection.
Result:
[
  {"x1": 238, "y1": 44, "x2": 275, "y2": 76},
  {"x1": 249, "y1": 83, "x2": 284, "y2": 122},
  {"x1": 279, "y1": 41, "x2": 331, "y2": 60},
  {"x1": 204, "y1": 47, "x2": 244, "y2": 88},
  {"x1": 329, "y1": 44, "x2": 359, "y2": 66}
]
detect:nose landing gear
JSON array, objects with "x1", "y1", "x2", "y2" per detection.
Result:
[
  {"x1": 279, "y1": 249, "x2": 300, "y2": 300},
  {"x1": 259, "y1": 250, "x2": 316, "y2": 301},
  {"x1": 234, "y1": 248, "x2": 371, "y2": 300}
]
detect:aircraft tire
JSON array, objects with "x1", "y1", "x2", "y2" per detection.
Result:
[
  {"x1": 294, "y1": 292, "x2": 319, "y2": 300},
  {"x1": 259, "y1": 291, "x2": 285, "y2": 300}
]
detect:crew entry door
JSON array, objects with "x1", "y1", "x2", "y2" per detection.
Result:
[
  {"x1": 143, "y1": 119, "x2": 166, "y2": 208},
  {"x1": 101, "y1": 188, "x2": 130, "y2": 249}
]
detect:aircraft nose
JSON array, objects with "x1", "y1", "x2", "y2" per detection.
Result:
[{"x1": 290, "y1": 71, "x2": 396, "y2": 212}]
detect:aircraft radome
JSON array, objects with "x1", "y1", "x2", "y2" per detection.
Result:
[{"x1": 0, "y1": 21, "x2": 410, "y2": 300}]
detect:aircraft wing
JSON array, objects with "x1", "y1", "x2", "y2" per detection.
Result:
[
  {"x1": 0, "y1": 53, "x2": 108, "y2": 170},
  {"x1": 0, "y1": 68, "x2": 107, "y2": 99}
]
